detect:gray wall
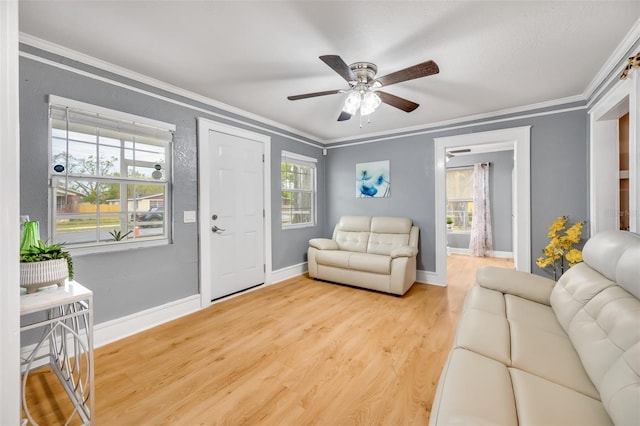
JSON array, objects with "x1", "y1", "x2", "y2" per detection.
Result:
[
  {"x1": 19, "y1": 41, "x2": 591, "y2": 332},
  {"x1": 19, "y1": 47, "x2": 325, "y2": 324},
  {"x1": 446, "y1": 151, "x2": 514, "y2": 252},
  {"x1": 326, "y1": 109, "x2": 590, "y2": 275}
]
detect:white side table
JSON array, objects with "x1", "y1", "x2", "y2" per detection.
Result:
[{"x1": 20, "y1": 280, "x2": 94, "y2": 425}]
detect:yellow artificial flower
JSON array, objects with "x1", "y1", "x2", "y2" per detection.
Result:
[
  {"x1": 566, "y1": 248, "x2": 583, "y2": 266},
  {"x1": 564, "y1": 222, "x2": 584, "y2": 244},
  {"x1": 547, "y1": 216, "x2": 567, "y2": 238},
  {"x1": 538, "y1": 216, "x2": 584, "y2": 280}
]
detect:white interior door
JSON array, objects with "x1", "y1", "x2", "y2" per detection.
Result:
[{"x1": 208, "y1": 130, "x2": 265, "y2": 300}]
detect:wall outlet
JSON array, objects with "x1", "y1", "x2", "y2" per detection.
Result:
[{"x1": 183, "y1": 211, "x2": 196, "y2": 223}]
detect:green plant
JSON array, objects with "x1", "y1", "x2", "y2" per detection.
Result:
[
  {"x1": 446, "y1": 216, "x2": 454, "y2": 225},
  {"x1": 20, "y1": 240, "x2": 74, "y2": 280},
  {"x1": 109, "y1": 229, "x2": 133, "y2": 241}
]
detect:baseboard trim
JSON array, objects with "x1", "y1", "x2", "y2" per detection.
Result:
[
  {"x1": 416, "y1": 269, "x2": 446, "y2": 287},
  {"x1": 94, "y1": 294, "x2": 201, "y2": 348},
  {"x1": 447, "y1": 247, "x2": 514, "y2": 259},
  {"x1": 270, "y1": 262, "x2": 308, "y2": 285}
]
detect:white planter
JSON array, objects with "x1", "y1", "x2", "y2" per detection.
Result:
[{"x1": 20, "y1": 259, "x2": 68, "y2": 293}]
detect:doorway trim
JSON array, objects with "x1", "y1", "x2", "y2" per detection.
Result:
[
  {"x1": 197, "y1": 118, "x2": 272, "y2": 308},
  {"x1": 589, "y1": 72, "x2": 638, "y2": 235},
  {"x1": 434, "y1": 126, "x2": 531, "y2": 285}
]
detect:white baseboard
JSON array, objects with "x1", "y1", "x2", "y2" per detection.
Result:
[
  {"x1": 448, "y1": 247, "x2": 513, "y2": 259},
  {"x1": 269, "y1": 262, "x2": 307, "y2": 285},
  {"x1": 94, "y1": 294, "x2": 201, "y2": 347},
  {"x1": 416, "y1": 269, "x2": 446, "y2": 287},
  {"x1": 21, "y1": 294, "x2": 202, "y2": 370}
]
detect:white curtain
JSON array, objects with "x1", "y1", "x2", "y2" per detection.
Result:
[{"x1": 469, "y1": 163, "x2": 493, "y2": 256}]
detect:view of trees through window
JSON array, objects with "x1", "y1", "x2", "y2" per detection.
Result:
[
  {"x1": 281, "y1": 157, "x2": 315, "y2": 227},
  {"x1": 446, "y1": 168, "x2": 474, "y2": 232},
  {"x1": 50, "y1": 102, "x2": 172, "y2": 248}
]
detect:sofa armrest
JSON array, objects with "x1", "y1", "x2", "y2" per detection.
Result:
[
  {"x1": 309, "y1": 238, "x2": 339, "y2": 251},
  {"x1": 391, "y1": 246, "x2": 418, "y2": 259},
  {"x1": 476, "y1": 266, "x2": 555, "y2": 305}
]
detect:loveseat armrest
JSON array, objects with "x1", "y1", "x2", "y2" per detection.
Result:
[
  {"x1": 391, "y1": 246, "x2": 418, "y2": 258},
  {"x1": 309, "y1": 238, "x2": 339, "y2": 251},
  {"x1": 476, "y1": 266, "x2": 555, "y2": 305}
]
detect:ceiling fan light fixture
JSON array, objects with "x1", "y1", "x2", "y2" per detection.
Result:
[
  {"x1": 360, "y1": 91, "x2": 381, "y2": 116},
  {"x1": 342, "y1": 91, "x2": 361, "y2": 114}
]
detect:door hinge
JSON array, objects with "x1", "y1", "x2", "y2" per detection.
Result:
[
  {"x1": 264, "y1": 264, "x2": 266, "y2": 272},
  {"x1": 263, "y1": 209, "x2": 265, "y2": 218},
  {"x1": 262, "y1": 154, "x2": 265, "y2": 162}
]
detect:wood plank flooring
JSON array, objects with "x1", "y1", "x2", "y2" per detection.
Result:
[{"x1": 23, "y1": 254, "x2": 513, "y2": 425}]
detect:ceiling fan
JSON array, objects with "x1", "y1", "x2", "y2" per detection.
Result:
[{"x1": 287, "y1": 55, "x2": 439, "y2": 121}]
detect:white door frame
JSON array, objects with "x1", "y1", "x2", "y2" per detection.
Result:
[
  {"x1": 197, "y1": 118, "x2": 272, "y2": 307},
  {"x1": 589, "y1": 71, "x2": 639, "y2": 235},
  {"x1": 434, "y1": 126, "x2": 531, "y2": 285},
  {"x1": 0, "y1": 1, "x2": 21, "y2": 423}
]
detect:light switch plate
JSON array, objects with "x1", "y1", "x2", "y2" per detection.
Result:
[{"x1": 183, "y1": 211, "x2": 196, "y2": 223}]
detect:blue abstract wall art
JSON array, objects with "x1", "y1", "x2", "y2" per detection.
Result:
[{"x1": 356, "y1": 160, "x2": 390, "y2": 198}]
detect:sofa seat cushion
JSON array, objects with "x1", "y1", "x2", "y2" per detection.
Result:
[
  {"x1": 432, "y1": 349, "x2": 612, "y2": 426},
  {"x1": 315, "y1": 250, "x2": 391, "y2": 275},
  {"x1": 431, "y1": 348, "x2": 518, "y2": 425},
  {"x1": 509, "y1": 368, "x2": 613, "y2": 425},
  {"x1": 455, "y1": 283, "x2": 600, "y2": 399}
]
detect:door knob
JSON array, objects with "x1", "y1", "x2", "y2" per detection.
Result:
[{"x1": 212, "y1": 225, "x2": 225, "y2": 233}]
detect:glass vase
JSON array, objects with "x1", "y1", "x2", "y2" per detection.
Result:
[{"x1": 20, "y1": 221, "x2": 40, "y2": 253}]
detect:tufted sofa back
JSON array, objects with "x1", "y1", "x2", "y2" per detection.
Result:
[
  {"x1": 550, "y1": 230, "x2": 640, "y2": 426},
  {"x1": 332, "y1": 216, "x2": 418, "y2": 255}
]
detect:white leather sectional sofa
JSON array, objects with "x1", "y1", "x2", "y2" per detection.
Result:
[
  {"x1": 430, "y1": 230, "x2": 640, "y2": 425},
  {"x1": 307, "y1": 216, "x2": 419, "y2": 295}
]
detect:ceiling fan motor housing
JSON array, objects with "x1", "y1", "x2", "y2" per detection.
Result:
[{"x1": 349, "y1": 62, "x2": 378, "y2": 87}]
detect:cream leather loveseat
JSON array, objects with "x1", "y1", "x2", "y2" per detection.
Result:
[
  {"x1": 307, "y1": 216, "x2": 419, "y2": 295},
  {"x1": 430, "y1": 230, "x2": 640, "y2": 425}
]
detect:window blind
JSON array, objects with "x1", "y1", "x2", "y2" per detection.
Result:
[{"x1": 50, "y1": 104, "x2": 174, "y2": 143}]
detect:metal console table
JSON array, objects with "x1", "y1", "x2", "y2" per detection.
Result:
[{"x1": 20, "y1": 280, "x2": 94, "y2": 425}]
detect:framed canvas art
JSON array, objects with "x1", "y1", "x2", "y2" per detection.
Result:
[{"x1": 356, "y1": 160, "x2": 390, "y2": 198}]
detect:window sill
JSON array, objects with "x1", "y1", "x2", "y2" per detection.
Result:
[
  {"x1": 282, "y1": 223, "x2": 315, "y2": 230},
  {"x1": 68, "y1": 238, "x2": 169, "y2": 257}
]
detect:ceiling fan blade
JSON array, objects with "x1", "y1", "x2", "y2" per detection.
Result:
[
  {"x1": 377, "y1": 91, "x2": 419, "y2": 112},
  {"x1": 377, "y1": 60, "x2": 439, "y2": 87},
  {"x1": 287, "y1": 90, "x2": 342, "y2": 101},
  {"x1": 337, "y1": 111, "x2": 352, "y2": 121},
  {"x1": 320, "y1": 55, "x2": 357, "y2": 83}
]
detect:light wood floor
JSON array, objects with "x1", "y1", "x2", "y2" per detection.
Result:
[{"x1": 24, "y1": 254, "x2": 513, "y2": 425}]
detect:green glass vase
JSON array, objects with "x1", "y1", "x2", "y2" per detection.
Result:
[{"x1": 20, "y1": 221, "x2": 40, "y2": 253}]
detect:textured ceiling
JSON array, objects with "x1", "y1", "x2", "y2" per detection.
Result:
[{"x1": 18, "y1": 1, "x2": 640, "y2": 142}]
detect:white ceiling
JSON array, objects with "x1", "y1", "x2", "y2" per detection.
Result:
[{"x1": 18, "y1": 1, "x2": 640, "y2": 143}]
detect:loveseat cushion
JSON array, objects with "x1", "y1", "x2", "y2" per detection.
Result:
[
  {"x1": 333, "y1": 216, "x2": 373, "y2": 253},
  {"x1": 315, "y1": 250, "x2": 391, "y2": 275},
  {"x1": 366, "y1": 217, "x2": 413, "y2": 255}
]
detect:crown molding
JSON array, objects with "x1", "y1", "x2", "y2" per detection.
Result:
[
  {"x1": 19, "y1": 22, "x2": 638, "y2": 147},
  {"x1": 583, "y1": 17, "x2": 640, "y2": 100},
  {"x1": 324, "y1": 94, "x2": 586, "y2": 145},
  {"x1": 19, "y1": 32, "x2": 323, "y2": 145}
]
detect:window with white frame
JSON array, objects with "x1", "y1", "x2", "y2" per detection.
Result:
[
  {"x1": 281, "y1": 151, "x2": 317, "y2": 228},
  {"x1": 446, "y1": 167, "x2": 474, "y2": 232},
  {"x1": 48, "y1": 96, "x2": 174, "y2": 250}
]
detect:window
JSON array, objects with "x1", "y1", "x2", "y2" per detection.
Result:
[
  {"x1": 48, "y1": 96, "x2": 174, "y2": 251},
  {"x1": 446, "y1": 168, "x2": 474, "y2": 232},
  {"x1": 281, "y1": 151, "x2": 317, "y2": 228}
]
